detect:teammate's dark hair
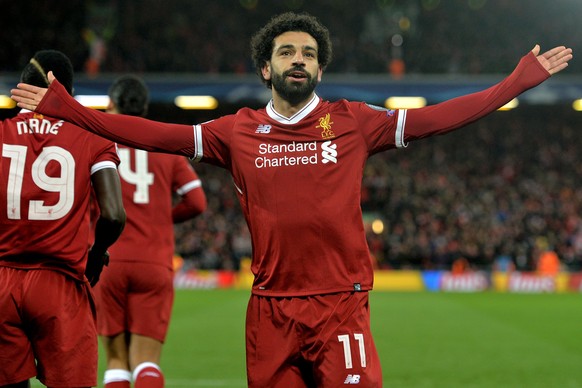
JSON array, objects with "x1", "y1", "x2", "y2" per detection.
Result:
[
  {"x1": 250, "y1": 12, "x2": 332, "y2": 88},
  {"x1": 21, "y1": 50, "x2": 74, "y2": 95},
  {"x1": 108, "y1": 75, "x2": 149, "y2": 117}
]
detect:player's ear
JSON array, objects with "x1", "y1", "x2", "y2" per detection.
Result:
[{"x1": 261, "y1": 62, "x2": 272, "y2": 80}]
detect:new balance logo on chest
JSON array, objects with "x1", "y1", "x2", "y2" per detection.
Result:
[
  {"x1": 344, "y1": 374, "x2": 361, "y2": 384},
  {"x1": 255, "y1": 124, "x2": 271, "y2": 134}
]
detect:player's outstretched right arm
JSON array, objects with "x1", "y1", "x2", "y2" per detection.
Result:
[{"x1": 12, "y1": 71, "x2": 197, "y2": 157}]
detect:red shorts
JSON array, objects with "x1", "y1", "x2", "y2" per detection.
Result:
[
  {"x1": 0, "y1": 266, "x2": 97, "y2": 387},
  {"x1": 94, "y1": 261, "x2": 174, "y2": 342},
  {"x1": 246, "y1": 291, "x2": 382, "y2": 387}
]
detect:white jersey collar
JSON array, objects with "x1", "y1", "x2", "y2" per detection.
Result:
[{"x1": 266, "y1": 94, "x2": 320, "y2": 125}]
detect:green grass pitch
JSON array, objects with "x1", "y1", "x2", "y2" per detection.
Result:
[{"x1": 32, "y1": 289, "x2": 582, "y2": 387}]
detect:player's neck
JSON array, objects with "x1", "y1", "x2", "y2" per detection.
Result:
[{"x1": 271, "y1": 93, "x2": 315, "y2": 119}]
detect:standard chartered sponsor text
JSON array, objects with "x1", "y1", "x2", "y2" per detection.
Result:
[{"x1": 256, "y1": 141, "x2": 318, "y2": 168}]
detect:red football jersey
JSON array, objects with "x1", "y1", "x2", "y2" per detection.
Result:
[
  {"x1": 196, "y1": 98, "x2": 394, "y2": 296},
  {"x1": 34, "y1": 50, "x2": 549, "y2": 295},
  {"x1": 107, "y1": 147, "x2": 202, "y2": 268},
  {"x1": 0, "y1": 111, "x2": 120, "y2": 280}
]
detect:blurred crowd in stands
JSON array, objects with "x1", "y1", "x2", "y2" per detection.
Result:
[
  {"x1": 1, "y1": 0, "x2": 581, "y2": 75},
  {"x1": 2, "y1": 0, "x2": 582, "y2": 273},
  {"x1": 175, "y1": 106, "x2": 582, "y2": 273},
  {"x1": 361, "y1": 107, "x2": 582, "y2": 274}
]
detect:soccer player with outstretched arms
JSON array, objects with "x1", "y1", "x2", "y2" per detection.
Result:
[{"x1": 12, "y1": 12, "x2": 572, "y2": 388}]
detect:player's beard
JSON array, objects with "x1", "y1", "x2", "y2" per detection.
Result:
[{"x1": 271, "y1": 67, "x2": 319, "y2": 106}]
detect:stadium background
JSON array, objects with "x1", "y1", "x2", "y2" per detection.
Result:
[
  {"x1": 4, "y1": 1, "x2": 582, "y2": 387},
  {"x1": 2, "y1": 0, "x2": 582, "y2": 293}
]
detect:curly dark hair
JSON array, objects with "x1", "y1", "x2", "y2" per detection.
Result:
[{"x1": 250, "y1": 12, "x2": 333, "y2": 89}]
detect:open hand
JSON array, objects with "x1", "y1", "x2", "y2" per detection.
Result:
[
  {"x1": 532, "y1": 44, "x2": 573, "y2": 75},
  {"x1": 11, "y1": 71, "x2": 55, "y2": 111}
]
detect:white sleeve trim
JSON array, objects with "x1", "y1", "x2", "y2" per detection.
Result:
[
  {"x1": 192, "y1": 124, "x2": 203, "y2": 162},
  {"x1": 176, "y1": 179, "x2": 202, "y2": 195},
  {"x1": 91, "y1": 160, "x2": 117, "y2": 175},
  {"x1": 395, "y1": 109, "x2": 409, "y2": 148}
]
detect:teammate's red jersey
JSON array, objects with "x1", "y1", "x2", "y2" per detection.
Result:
[
  {"x1": 108, "y1": 146, "x2": 203, "y2": 268},
  {"x1": 33, "y1": 50, "x2": 550, "y2": 295},
  {"x1": 0, "y1": 111, "x2": 119, "y2": 280}
]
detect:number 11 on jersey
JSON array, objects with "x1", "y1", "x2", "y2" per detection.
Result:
[{"x1": 338, "y1": 333, "x2": 367, "y2": 369}]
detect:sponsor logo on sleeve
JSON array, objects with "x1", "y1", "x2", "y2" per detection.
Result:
[{"x1": 365, "y1": 103, "x2": 395, "y2": 116}]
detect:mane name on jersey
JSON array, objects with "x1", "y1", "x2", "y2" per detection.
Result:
[{"x1": 16, "y1": 118, "x2": 64, "y2": 136}]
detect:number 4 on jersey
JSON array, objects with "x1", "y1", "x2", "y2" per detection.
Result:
[{"x1": 118, "y1": 148, "x2": 153, "y2": 204}]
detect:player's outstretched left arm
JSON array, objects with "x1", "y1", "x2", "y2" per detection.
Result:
[{"x1": 400, "y1": 44, "x2": 573, "y2": 144}]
